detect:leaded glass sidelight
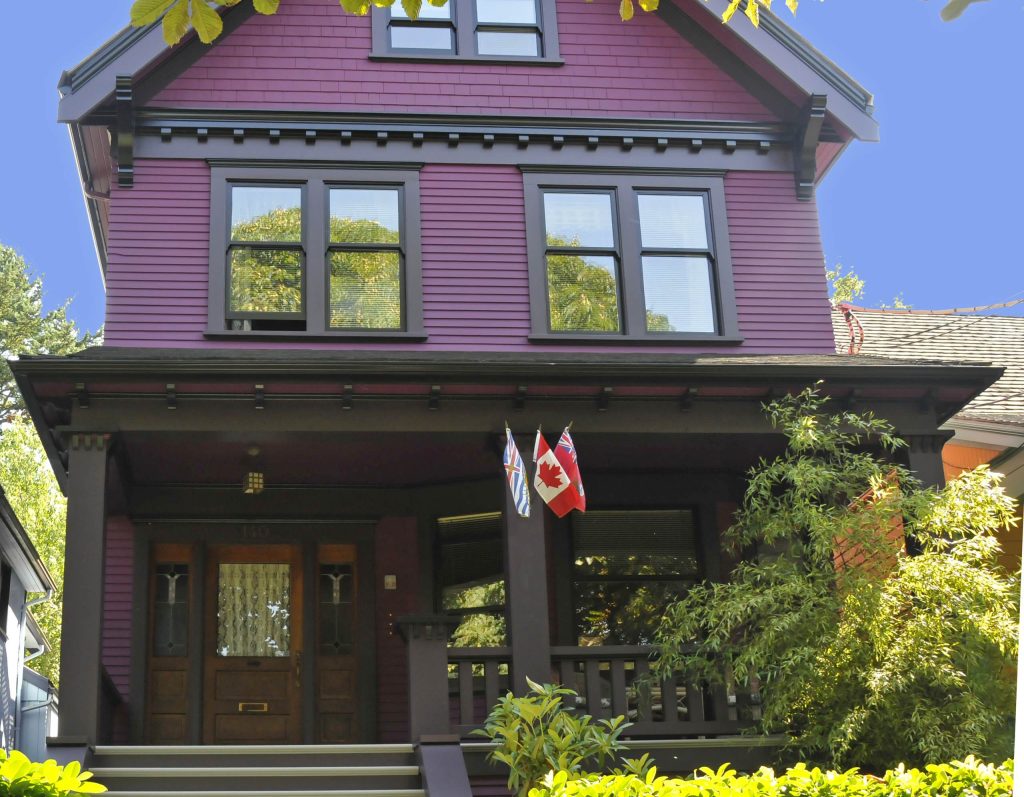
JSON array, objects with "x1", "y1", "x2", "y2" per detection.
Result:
[
  {"x1": 153, "y1": 564, "x2": 189, "y2": 657},
  {"x1": 216, "y1": 563, "x2": 291, "y2": 657},
  {"x1": 319, "y1": 563, "x2": 354, "y2": 655}
]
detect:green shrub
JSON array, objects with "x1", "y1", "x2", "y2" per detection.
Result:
[
  {"x1": 0, "y1": 750, "x2": 106, "y2": 795},
  {"x1": 474, "y1": 679, "x2": 635, "y2": 797},
  {"x1": 529, "y1": 757, "x2": 1012, "y2": 797},
  {"x1": 654, "y1": 387, "x2": 1019, "y2": 769}
]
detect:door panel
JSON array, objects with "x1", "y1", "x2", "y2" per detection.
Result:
[
  {"x1": 146, "y1": 544, "x2": 194, "y2": 744},
  {"x1": 316, "y1": 545, "x2": 358, "y2": 743},
  {"x1": 204, "y1": 545, "x2": 303, "y2": 744}
]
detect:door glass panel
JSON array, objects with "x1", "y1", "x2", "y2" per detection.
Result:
[
  {"x1": 153, "y1": 564, "x2": 189, "y2": 657},
  {"x1": 319, "y1": 563, "x2": 354, "y2": 655},
  {"x1": 217, "y1": 563, "x2": 291, "y2": 657}
]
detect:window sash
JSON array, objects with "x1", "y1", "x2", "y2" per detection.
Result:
[
  {"x1": 373, "y1": 0, "x2": 558, "y2": 61},
  {"x1": 209, "y1": 168, "x2": 423, "y2": 338},
  {"x1": 523, "y1": 172, "x2": 739, "y2": 342}
]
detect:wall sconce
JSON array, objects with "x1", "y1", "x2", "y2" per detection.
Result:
[{"x1": 243, "y1": 446, "x2": 265, "y2": 495}]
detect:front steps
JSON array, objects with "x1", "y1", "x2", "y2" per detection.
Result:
[{"x1": 89, "y1": 744, "x2": 424, "y2": 797}]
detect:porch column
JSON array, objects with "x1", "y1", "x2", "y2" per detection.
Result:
[
  {"x1": 503, "y1": 469, "x2": 551, "y2": 695},
  {"x1": 58, "y1": 433, "x2": 110, "y2": 744},
  {"x1": 906, "y1": 433, "x2": 950, "y2": 488},
  {"x1": 397, "y1": 615, "x2": 460, "y2": 740}
]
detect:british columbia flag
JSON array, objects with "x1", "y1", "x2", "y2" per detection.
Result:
[{"x1": 503, "y1": 427, "x2": 531, "y2": 518}]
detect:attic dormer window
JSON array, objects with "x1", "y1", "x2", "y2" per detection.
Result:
[{"x1": 371, "y1": 0, "x2": 561, "y2": 64}]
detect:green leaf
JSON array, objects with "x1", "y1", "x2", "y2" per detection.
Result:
[
  {"x1": 189, "y1": 0, "x2": 224, "y2": 43},
  {"x1": 130, "y1": 0, "x2": 177, "y2": 26},
  {"x1": 162, "y1": 0, "x2": 191, "y2": 44},
  {"x1": 253, "y1": 0, "x2": 281, "y2": 13},
  {"x1": 401, "y1": 0, "x2": 423, "y2": 18},
  {"x1": 638, "y1": 0, "x2": 659, "y2": 12},
  {"x1": 339, "y1": 0, "x2": 373, "y2": 15},
  {"x1": 619, "y1": 0, "x2": 634, "y2": 21}
]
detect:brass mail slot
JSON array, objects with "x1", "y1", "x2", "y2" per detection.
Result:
[{"x1": 238, "y1": 702, "x2": 269, "y2": 713}]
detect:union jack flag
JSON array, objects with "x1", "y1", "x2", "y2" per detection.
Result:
[
  {"x1": 556, "y1": 426, "x2": 586, "y2": 508},
  {"x1": 503, "y1": 427, "x2": 531, "y2": 518}
]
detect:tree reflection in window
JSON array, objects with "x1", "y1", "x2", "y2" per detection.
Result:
[
  {"x1": 572, "y1": 510, "x2": 701, "y2": 645},
  {"x1": 437, "y1": 513, "x2": 507, "y2": 647}
]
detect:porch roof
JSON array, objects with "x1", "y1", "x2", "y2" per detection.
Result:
[{"x1": 12, "y1": 348, "x2": 1002, "y2": 491}]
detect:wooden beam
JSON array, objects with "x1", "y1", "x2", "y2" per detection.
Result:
[
  {"x1": 113, "y1": 76, "x2": 134, "y2": 188},
  {"x1": 503, "y1": 458, "x2": 552, "y2": 694},
  {"x1": 58, "y1": 433, "x2": 110, "y2": 743},
  {"x1": 794, "y1": 94, "x2": 827, "y2": 201}
]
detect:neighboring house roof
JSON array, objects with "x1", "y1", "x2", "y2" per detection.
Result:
[
  {"x1": 0, "y1": 488, "x2": 56, "y2": 596},
  {"x1": 831, "y1": 310, "x2": 1024, "y2": 425},
  {"x1": 55, "y1": 0, "x2": 876, "y2": 141}
]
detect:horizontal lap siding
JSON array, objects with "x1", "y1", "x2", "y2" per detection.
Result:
[
  {"x1": 726, "y1": 171, "x2": 832, "y2": 352},
  {"x1": 107, "y1": 161, "x2": 833, "y2": 353},
  {"x1": 150, "y1": 0, "x2": 772, "y2": 121},
  {"x1": 106, "y1": 160, "x2": 210, "y2": 345},
  {"x1": 103, "y1": 516, "x2": 135, "y2": 699}
]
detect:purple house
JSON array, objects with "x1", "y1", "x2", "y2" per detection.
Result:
[{"x1": 13, "y1": 1, "x2": 999, "y2": 793}]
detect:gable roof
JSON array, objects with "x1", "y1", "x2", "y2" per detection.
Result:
[
  {"x1": 0, "y1": 488, "x2": 56, "y2": 596},
  {"x1": 832, "y1": 310, "x2": 1024, "y2": 427},
  {"x1": 56, "y1": 0, "x2": 876, "y2": 141}
]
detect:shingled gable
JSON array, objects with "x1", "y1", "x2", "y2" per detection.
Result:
[{"x1": 58, "y1": 0, "x2": 875, "y2": 138}]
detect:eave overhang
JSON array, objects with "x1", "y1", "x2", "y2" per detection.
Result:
[
  {"x1": 0, "y1": 489, "x2": 57, "y2": 595},
  {"x1": 12, "y1": 350, "x2": 1001, "y2": 494}
]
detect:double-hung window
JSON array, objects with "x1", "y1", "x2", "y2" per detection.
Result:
[
  {"x1": 208, "y1": 167, "x2": 423, "y2": 338},
  {"x1": 372, "y1": 0, "x2": 559, "y2": 62},
  {"x1": 524, "y1": 173, "x2": 741, "y2": 342}
]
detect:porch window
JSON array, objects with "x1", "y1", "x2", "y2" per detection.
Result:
[
  {"x1": 437, "y1": 513, "x2": 507, "y2": 647},
  {"x1": 371, "y1": 0, "x2": 560, "y2": 63},
  {"x1": 524, "y1": 173, "x2": 741, "y2": 343},
  {"x1": 571, "y1": 510, "x2": 702, "y2": 645},
  {"x1": 208, "y1": 167, "x2": 424, "y2": 339}
]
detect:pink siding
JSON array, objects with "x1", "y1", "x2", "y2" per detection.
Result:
[
  {"x1": 375, "y1": 517, "x2": 420, "y2": 743},
  {"x1": 103, "y1": 516, "x2": 135, "y2": 698},
  {"x1": 150, "y1": 0, "x2": 773, "y2": 121},
  {"x1": 105, "y1": 159, "x2": 832, "y2": 353}
]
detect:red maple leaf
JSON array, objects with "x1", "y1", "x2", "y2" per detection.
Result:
[{"x1": 538, "y1": 460, "x2": 564, "y2": 489}]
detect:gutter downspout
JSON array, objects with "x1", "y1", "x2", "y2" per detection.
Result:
[{"x1": 15, "y1": 590, "x2": 52, "y2": 751}]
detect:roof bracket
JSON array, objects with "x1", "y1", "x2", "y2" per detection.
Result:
[
  {"x1": 341, "y1": 384, "x2": 354, "y2": 411},
  {"x1": 597, "y1": 386, "x2": 613, "y2": 412},
  {"x1": 113, "y1": 75, "x2": 134, "y2": 188},
  {"x1": 794, "y1": 94, "x2": 827, "y2": 201},
  {"x1": 428, "y1": 385, "x2": 441, "y2": 411},
  {"x1": 680, "y1": 387, "x2": 698, "y2": 411},
  {"x1": 254, "y1": 384, "x2": 266, "y2": 411},
  {"x1": 515, "y1": 385, "x2": 528, "y2": 411},
  {"x1": 165, "y1": 383, "x2": 177, "y2": 410},
  {"x1": 918, "y1": 387, "x2": 938, "y2": 414},
  {"x1": 74, "y1": 382, "x2": 90, "y2": 409}
]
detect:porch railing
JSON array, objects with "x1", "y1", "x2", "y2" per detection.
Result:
[{"x1": 435, "y1": 638, "x2": 756, "y2": 738}]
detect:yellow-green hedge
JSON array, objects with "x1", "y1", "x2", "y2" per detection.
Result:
[{"x1": 529, "y1": 758, "x2": 1012, "y2": 797}]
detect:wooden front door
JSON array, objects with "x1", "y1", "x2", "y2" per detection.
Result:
[{"x1": 203, "y1": 545, "x2": 303, "y2": 744}]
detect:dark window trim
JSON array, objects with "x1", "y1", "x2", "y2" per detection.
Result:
[
  {"x1": 208, "y1": 166, "x2": 424, "y2": 340},
  {"x1": 523, "y1": 171, "x2": 741, "y2": 344},
  {"x1": 371, "y1": 0, "x2": 560, "y2": 63}
]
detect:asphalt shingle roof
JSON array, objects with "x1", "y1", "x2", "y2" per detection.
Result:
[{"x1": 832, "y1": 310, "x2": 1024, "y2": 425}]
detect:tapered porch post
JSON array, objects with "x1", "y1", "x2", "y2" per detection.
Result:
[
  {"x1": 503, "y1": 466, "x2": 551, "y2": 694},
  {"x1": 58, "y1": 433, "x2": 110, "y2": 744}
]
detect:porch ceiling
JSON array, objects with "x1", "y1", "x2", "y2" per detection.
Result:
[{"x1": 121, "y1": 431, "x2": 784, "y2": 488}]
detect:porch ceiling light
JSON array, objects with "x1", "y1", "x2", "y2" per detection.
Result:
[{"x1": 243, "y1": 445, "x2": 265, "y2": 495}]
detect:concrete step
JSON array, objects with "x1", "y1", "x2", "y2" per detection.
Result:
[
  {"x1": 101, "y1": 792, "x2": 425, "y2": 797},
  {"x1": 91, "y1": 745, "x2": 417, "y2": 770},
  {"x1": 92, "y1": 765, "x2": 421, "y2": 792}
]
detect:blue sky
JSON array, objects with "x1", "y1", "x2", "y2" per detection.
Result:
[{"x1": 0, "y1": 0, "x2": 1020, "y2": 332}]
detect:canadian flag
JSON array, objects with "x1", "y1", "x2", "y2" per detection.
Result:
[{"x1": 533, "y1": 429, "x2": 586, "y2": 518}]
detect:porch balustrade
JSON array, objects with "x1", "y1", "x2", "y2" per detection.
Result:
[{"x1": 404, "y1": 623, "x2": 757, "y2": 740}]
